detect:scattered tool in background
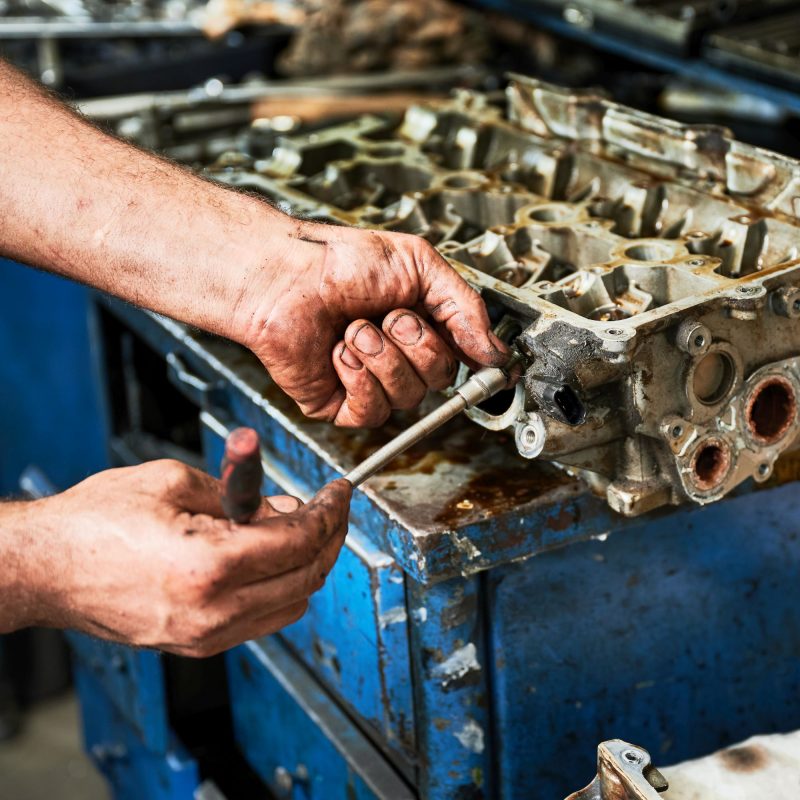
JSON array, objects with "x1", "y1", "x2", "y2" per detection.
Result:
[
  {"x1": 345, "y1": 353, "x2": 524, "y2": 487},
  {"x1": 220, "y1": 427, "x2": 264, "y2": 523}
]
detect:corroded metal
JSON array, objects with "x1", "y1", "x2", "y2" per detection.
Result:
[{"x1": 204, "y1": 75, "x2": 800, "y2": 516}]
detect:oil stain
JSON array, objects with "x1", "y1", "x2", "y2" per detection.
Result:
[{"x1": 718, "y1": 745, "x2": 769, "y2": 773}]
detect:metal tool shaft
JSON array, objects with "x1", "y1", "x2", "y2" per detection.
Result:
[{"x1": 345, "y1": 356, "x2": 520, "y2": 487}]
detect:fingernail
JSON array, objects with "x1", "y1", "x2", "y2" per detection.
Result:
[
  {"x1": 271, "y1": 496, "x2": 302, "y2": 513},
  {"x1": 339, "y1": 344, "x2": 363, "y2": 370},
  {"x1": 388, "y1": 313, "x2": 424, "y2": 345},
  {"x1": 352, "y1": 323, "x2": 384, "y2": 356}
]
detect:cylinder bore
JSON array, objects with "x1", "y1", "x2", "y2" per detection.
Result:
[
  {"x1": 692, "y1": 350, "x2": 736, "y2": 405},
  {"x1": 691, "y1": 440, "x2": 732, "y2": 492},
  {"x1": 745, "y1": 376, "x2": 797, "y2": 444}
]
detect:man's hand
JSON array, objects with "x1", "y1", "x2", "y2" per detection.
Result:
[
  {"x1": 238, "y1": 223, "x2": 509, "y2": 427},
  {"x1": 0, "y1": 59, "x2": 506, "y2": 427},
  {"x1": 2, "y1": 460, "x2": 351, "y2": 657}
]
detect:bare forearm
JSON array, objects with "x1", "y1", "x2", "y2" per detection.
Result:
[
  {"x1": 0, "y1": 500, "x2": 52, "y2": 633},
  {"x1": 0, "y1": 60, "x2": 292, "y2": 341}
]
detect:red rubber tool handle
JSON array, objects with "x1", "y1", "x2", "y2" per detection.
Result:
[{"x1": 220, "y1": 427, "x2": 263, "y2": 523}]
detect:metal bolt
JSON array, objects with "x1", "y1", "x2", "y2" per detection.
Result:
[
  {"x1": 274, "y1": 767, "x2": 293, "y2": 793},
  {"x1": 295, "y1": 764, "x2": 310, "y2": 783},
  {"x1": 676, "y1": 319, "x2": 711, "y2": 355},
  {"x1": 771, "y1": 287, "x2": 800, "y2": 319}
]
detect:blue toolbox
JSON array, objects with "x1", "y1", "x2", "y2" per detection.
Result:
[{"x1": 66, "y1": 293, "x2": 800, "y2": 799}]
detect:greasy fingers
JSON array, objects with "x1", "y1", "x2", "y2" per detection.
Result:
[
  {"x1": 332, "y1": 341, "x2": 391, "y2": 427},
  {"x1": 252, "y1": 494, "x2": 302, "y2": 521},
  {"x1": 160, "y1": 480, "x2": 351, "y2": 657},
  {"x1": 242, "y1": 221, "x2": 506, "y2": 425},
  {"x1": 412, "y1": 238, "x2": 509, "y2": 367},
  {"x1": 220, "y1": 478, "x2": 352, "y2": 581},
  {"x1": 383, "y1": 309, "x2": 458, "y2": 391},
  {"x1": 345, "y1": 320, "x2": 427, "y2": 410}
]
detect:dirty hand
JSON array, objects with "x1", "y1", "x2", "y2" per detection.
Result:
[
  {"x1": 8, "y1": 460, "x2": 351, "y2": 657},
  {"x1": 238, "y1": 222, "x2": 509, "y2": 427}
]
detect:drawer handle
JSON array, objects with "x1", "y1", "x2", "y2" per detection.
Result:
[{"x1": 166, "y1": 352, "x2": 221, "y2": 407}]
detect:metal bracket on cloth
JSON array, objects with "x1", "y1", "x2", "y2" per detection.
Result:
[{"x1": 566, "y1": 740, "x2": 669, "y2": 799}]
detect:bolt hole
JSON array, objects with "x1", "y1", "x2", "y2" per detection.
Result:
[
  {"x1": 443, "y1": 174, "x2": 480, "y2": 189},
  {"x1": 758, "y1": 463, "x2": 770, "y2": 476},
  {"x1": 528, "y1": 205, "x2": 571, "y2": 222},
  {"x1": 606, "y1": 328, "x2": 623, "y2": 336},
  {"x1": 623, "y1": 750, "x2": 641, "y2": 764},
  {"x1": 624, "y1": 242, "x2": 676, "y2": 262},
  {"x1": 793, "y1": 299, "x2": 800, "y2": 313},
  {"x1": 523, "y1": 428, "x2": 538, "y2": 446},
  {"x1": 671, "y1": 425, "x2": 683, "y2": 438},
  {"x1": 693, "y1": 334, "x2": 705, "y2": 349}
]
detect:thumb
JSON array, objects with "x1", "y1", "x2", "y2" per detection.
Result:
[
  {"x1": 297, "y1": 478, "x2": 353, "y2": 542},
  {"x1": 416, "y1": 243, "x2": 509, "y2": 367}
]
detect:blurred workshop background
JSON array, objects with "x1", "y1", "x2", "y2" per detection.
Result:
[{"x1": 2, "y1": 0, "x2": 800, "y2": 799}]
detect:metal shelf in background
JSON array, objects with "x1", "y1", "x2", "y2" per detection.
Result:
[
  {"x1": 0, "y1": 17, "x2": 204, "y2": 38},
  {"x1": 474, "y1": 0, "x2": 800, "y2": 115}
]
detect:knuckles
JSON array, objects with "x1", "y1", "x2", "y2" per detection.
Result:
[
  {"x1": 164, "y1": 549, "x2": 232, "y2": 605},
  {"x1": 140, "y1": 458, "x2": 197, "y2": 496}
]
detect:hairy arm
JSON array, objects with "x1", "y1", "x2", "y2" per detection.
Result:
[
  {"x1": 0, "y1": 464, "x2": 352, "y2": 657},
  {"x1": 0, "y1": 60, "x2": 507, "y2": 426},
  {"x1": 0, "y1": 59, "x2": 282, "y2": 343},
  {"x1": 0, "y1": 63, "x2": 508, "y2": 651}
]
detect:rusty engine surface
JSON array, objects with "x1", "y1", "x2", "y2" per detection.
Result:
[{"x1": 205, "y1": 74, "x2": 800, "y2": 516}]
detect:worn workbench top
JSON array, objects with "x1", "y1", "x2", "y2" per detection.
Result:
[{"x1": 104, "y1": 296, "x2": 787, "y2": 584}]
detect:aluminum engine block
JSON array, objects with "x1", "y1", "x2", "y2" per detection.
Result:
[{"x1": 207, "y1": 75, "x2": 800, "y2": 516}]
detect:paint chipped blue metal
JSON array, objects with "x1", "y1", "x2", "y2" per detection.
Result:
[
  {"x1": 407, "y1": 577, "x2": 492, "y2": 799},
  {"x1": 487, "y1": 483, "x2": 800, "y2": 796},
  {"x1": 83, "y1": 294, "x2": 800, "y2": 799},
  {"x1": 73, "y1": 662, "x2": 200, "y2": 800},
  {"x1": 68, "y1": 631, "x2": 169, "y2": 753},
  {"x1": 227, "y1": 638, "x2": 415, "y2": 799},
  {"x1": 202, "y1": 418, "x2": 416, "y2": 766}
]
